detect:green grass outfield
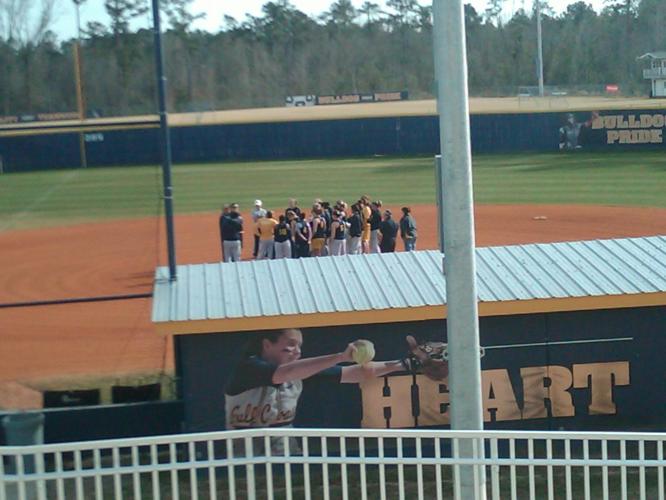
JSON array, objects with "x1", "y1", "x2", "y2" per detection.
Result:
[{"x1": 1, "y1": 151, "x2": 664, "y2": 231}]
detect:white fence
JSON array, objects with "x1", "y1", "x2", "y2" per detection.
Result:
[{"x1": 1, "y1": 428, "x2": 665, "y2": 500}]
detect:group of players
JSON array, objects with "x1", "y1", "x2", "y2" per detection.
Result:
[{"x1": 219, "y1": 196, "x2": 418, "y2": 262}]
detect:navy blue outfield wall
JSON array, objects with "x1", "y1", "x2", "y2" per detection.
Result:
[
  {"x1": 1, "y1": 109, "x2": 665, "y2": 172},
  {"x1": 177, "y1": 305, "x2": 666, "y2": 434}
]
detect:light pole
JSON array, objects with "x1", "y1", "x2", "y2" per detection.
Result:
[
  {"x1": 72, "y1": 0, "x2": 87, "y2": 168},
  {"x1": 536, "y1": 0, "x2": 544, "y2": 96},
  {"x1": 151, "y1": 0, "x2": 177, "y2": 280}
]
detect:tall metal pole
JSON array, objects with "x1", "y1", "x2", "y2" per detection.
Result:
[
  {"x1": 73, "y1": 0, "x2": 87, "y2": 168},
  {"x1": 151, "y1": 0, "x2": 177, "y2": 280},
  {"x1": 432, "y1": 1, "x2": 486, "y2": 499},
  {"x1": 73, "y1": 43, "x2": 87, "y2": 168},
  {"x1": 536, "y1": 0, "x2": 545, "y2": 96}
]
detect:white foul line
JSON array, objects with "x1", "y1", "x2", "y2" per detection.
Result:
[
  {"x1": 0, "y1": 170, "x2": 78, "y2": 232},
  {"x1": 485, "y1": 337, "x2": 634, "y2": 350}
]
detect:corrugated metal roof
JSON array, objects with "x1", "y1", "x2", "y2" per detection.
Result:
[{"x1": 152, "y1": 236, "x2": 666, "y2": 325}]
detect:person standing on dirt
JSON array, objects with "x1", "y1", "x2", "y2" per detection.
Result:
[
  {"x1": 379, "y1": 209, "x2": 399, "y2": 253},
  {"x1": 399, "y1": 206, "x2": 417, "y2": 252},
  {"x1": 293, "y1": 212, "x2": 312, "y2": 258},
  {"x1": 368, "y1": 200, "x2": 383, "y2": 253},
  {"x1": 222, "y1": 203, "x2": 244, "y2": 262},
  {"x1": 329, "y1": 210, "x2": 347, "y2": 256},
  {"x1": 360, "y1": 195, "x2": 372, "y2": 254},
  {"x1": 274, "y1": 215, "x2": 292, "y2": 259},
  {"x1": 251, "y1": 200, "x2": 266, "y2": 259},
  {"x1": 310, "y1": 203, "x2": 327, "y2": 257},
  {"x1": 219, "y1": 204, "x2": 230, "y2": 261},
  {"x1": 347, "y1": 203, "x2": 363, "y2": 255},
  {"x1": 257, "y1": 210, "x2": 278, "y2": 259}
]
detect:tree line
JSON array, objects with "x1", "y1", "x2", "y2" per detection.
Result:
[{"x1": 0, "y1": 0, "x2": 664, "y2": 118}]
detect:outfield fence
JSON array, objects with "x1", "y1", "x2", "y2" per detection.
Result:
[{"x1": 1, "y1": 428, "x2": 664, "y2": 499}]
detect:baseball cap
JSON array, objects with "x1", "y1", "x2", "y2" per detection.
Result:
[
  {"x1": 230, "y1": 203, "x2": 239, "y2": 209},
  {"x1": 254, "y1": 199, "x2": 262, "y2": 206},
  {"x1": 384, "y1": 209, "x2": 392, "y2": 216}
]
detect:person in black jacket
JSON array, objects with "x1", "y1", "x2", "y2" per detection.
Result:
[
  {"x1": 399, "y1": 206, "x2": 417, "y2": 251},
  {"x1": 368, "y1": 200, "x2": 383, "y2": 253},
  {"x1": 274, "y1": 215, "x2": 292, "y2": 259},
  {"x1": 221, "y1": 203, "x2": 244, "y2": 262},
  {"x1": 293, "y1": 212, "x2": 312, "y2": 258},
  {"x1": 219, "y1": 204, "x2": 230, "y2": 260},
  {"x1": 347, "y1": 203, "x2": 363, "y2": 255},
  {"x1": 379, "y1": 209, "x2": 399, "y2": 253}
]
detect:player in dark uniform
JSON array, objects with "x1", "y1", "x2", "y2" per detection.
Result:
[
  {"x1": 379, "y1": 209, "x2": 399, "y2": 253},
  {"x1": 399, "y1": 206, "x2": 417, "y2": 251},
  {"x1": 329, "y1": 210, "x2": 347, "y2": 256},
  {"x1": 218, "y1": 204, "x2": 230, "y2": 260},
  {"x1": 224, "y1": 328, "x2": 406, "y2": 455},
  {"x1": 274, "y1": 215, "x2": 292, "y2": 259},
  {"x1": 293, "y1": 212, "x2": 312, "y2": 258},
  {"x1": 347, "y1": 203, "x2": 363, "y2": 255},
  {"x1": 221, "y1": 203, "x2": 243, "y2": 262},
  {"x1": 320, "y1": 201, "x2": 333, "y2": 256},
  {"x1": 368, "y1": 200, "x2": 383, "y2": 253}
]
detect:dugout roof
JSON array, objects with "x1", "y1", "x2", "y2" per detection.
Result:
[{"x1": 152, "y1": 235, "x2": 666, "y2": 335}]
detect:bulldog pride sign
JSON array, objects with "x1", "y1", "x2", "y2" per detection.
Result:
[{"x1": 592, "y1": 113, "x2": 665, "y2": 145}]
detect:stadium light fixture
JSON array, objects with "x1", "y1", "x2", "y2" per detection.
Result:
[{"x1": 536, "y1": 0, "x2": 545, "y2": 96}]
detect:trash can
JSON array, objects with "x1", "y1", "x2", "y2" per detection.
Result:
[
  {"x1": 2, "y1": 412, "x2": 45, "y2": 500},
  {"x1": 2, "y1": 412, "x2": 44, "y2": 447}
]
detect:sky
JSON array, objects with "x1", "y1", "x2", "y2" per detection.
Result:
[{"x1": 51, "y1": 0, "x2": 608, "y2": 42}]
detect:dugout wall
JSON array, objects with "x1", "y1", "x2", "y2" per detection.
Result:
[
  {"x1": 152, "y1": 237, "x2": 666, "y2": 435},
  {"x1": 173, "y1": 305, "x2": 665, "y2": 434}
]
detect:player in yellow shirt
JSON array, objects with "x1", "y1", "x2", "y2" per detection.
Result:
[
  {"x1": 360, "y1": 195, "x2": 372, "y2": 254},
  {"x1": 256, "y1": 211, "x2": 278, "y2": 259}
]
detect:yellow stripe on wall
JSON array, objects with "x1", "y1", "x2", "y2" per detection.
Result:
[
  {"x1": 0, "y1": 123, "x2": 159, "y2": 138},
  {"x1": 156, "y1": 292, "x2": 666, "y2": 336}
]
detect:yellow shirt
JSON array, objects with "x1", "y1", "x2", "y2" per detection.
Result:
[
  {"x1": 362, "y1": 205, "x2": 372, "y2": 240},
  {"x1": 257, "y1": 218, "x2": 278, "y2": 240}
]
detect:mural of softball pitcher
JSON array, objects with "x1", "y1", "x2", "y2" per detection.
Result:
[
  {"x1": 558, "y1": 111, "x2": 599, "y2": 150},
  {"x1": 224, "y1": 329, "x2": 447, "y2": 454}
]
